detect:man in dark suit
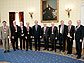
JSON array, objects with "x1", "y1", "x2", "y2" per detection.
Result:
[
  {"x1": 59, "y1": 20, "x2": 68, "y2": 52},
  {"x1": 50, "y1": 22, "x2": 58, "y2": 52},
  {"x1": 41, "y1": 23, "x2": 50, "y2": 51},
  {"x1": 10, "y1": 20, "x2": 20, "y2": 51},
  {"x1": 20, "y1": 22, "x2": 26, "y2": 50},
  {"x1": 25, "y1": 22, "x2": 32, "y2": 51},
  {"x1": 67, "y1": 20, "x2": 75, "y2": 55},
  {"x1": 32, "y1": 20, "x2": 41, "y2": 51},
  {"x1": 75, "y1": 20, "x2": 84, "y2": 59}
]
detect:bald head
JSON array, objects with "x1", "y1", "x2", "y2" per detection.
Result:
[
  {"x1": 43, "y1": 23, "x2": 47, "y2": 27},
  {"x1": 13, "y1": 20, "x2": 16, "y2": 25},
  {"x1": 51, "y1": 22, "x2": 54, "y2": 26},
  {"x1": 60, "y1": 20, "x2": 64, "y2": 25},
  {"x1": 26, "y1": 22, "x2": 30, "y2": 26},
  {"x1": 77, "y1": 20, "x2": 81, "y2": 26},
  {"x1": 68, "y1": 20, "x2": 72, "y2": 25},
  {"x1": 20, "y1": 22, "x2": 23, "y2": 26},
  {"x1": 35, "y1": 20, "x2": 38, "y2": 25}
]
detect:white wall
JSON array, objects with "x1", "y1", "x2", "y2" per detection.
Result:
[
  {"x1": 0, "y1": 0, "x2": 83, "y2": 48},
  {"x1": 0, "y1": 0, "x2": 82, "y2": 27},
  {"x1": 81, "y1": 2, "x2": 84, "y2": 26}
]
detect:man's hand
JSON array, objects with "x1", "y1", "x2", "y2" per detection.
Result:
[
  {"x1": 12, "y1": 36, "x2": 14, "y2": 39},
  {"x1": 21, "y1": 34, "x2": 24, "y2": 36},
  {"x1": 25, "y1": 36, "x2": 27, "y2": 39},
  {"x1": 31, "y1": 36, "x2": 32, "y2": 38},
  {"x1": 40, "y1": 36, "x2": 42, "y2": 38},
  {"x1": 80, "y1": 39, "x2": 82, "y2": 42},
  {"x1": 55, "y1": 37, "x2": 57, "y2": 40},
  {"x1": 49, "y1": 37, "x2": 50, "y2": 40}
]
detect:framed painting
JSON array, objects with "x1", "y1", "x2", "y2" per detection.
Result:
[{"x1": 41, "y1": 0, "x2": 59, "y2": 23}]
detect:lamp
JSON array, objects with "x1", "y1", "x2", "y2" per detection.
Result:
[
  {"x1": 65, "y1": 8, "x2": 72, "y2": 18},
  {"x1": 28, "y1": 9, "x2": 34, "y2": 19},
  {"x1": 29, "y1": 12, "x2": 33, "y2": 19}
]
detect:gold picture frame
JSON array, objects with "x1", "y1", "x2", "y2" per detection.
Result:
[{"x1": 40, "y1": 0, "x2": 59, "y2": 23}]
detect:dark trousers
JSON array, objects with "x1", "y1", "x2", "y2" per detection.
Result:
[
  {"x1": 11, "y1": 37, "x2": 18, "y2": 50},
  {"x1": 25, "y1": 36, "x2": 32, "y2": 50},
  {"x1": 43, "y1": 35, "x2": 49, "y2": 49},
  {"x1": 20, "y1": 36, "x2": 25, "y2": 49},
  {"x1": 34, "y1": 37, "x2": 40, "y2": 51},
  {"x1": 59, "y1": 34, "x2": 66, "y2": 52},
  {"x1": 50, "y1": 34, "x2": 57, "y2": 52},
  {"x1": 67, "y1": 38, "x2": 73, "y2": 54},
  {"x1": 76, "y1": 39, "x2": 82, "y2": 57}
]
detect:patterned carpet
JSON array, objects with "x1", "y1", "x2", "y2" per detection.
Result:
[{"x1": 0, "y1": 49, "x2": 84, "y2": 63}]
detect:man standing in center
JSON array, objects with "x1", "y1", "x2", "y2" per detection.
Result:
[
  {"x1": 50, "y1": 22, "x2": 58, "y2": 52},
  {"x1": 20, "y1": 22, "x2": 26, "y2": 50},
  {"x1": 32, "y1": 20, "x2": 41, "y2": 51},
  {"x1": 59, "y1": 20, "x2": 68, "y2": 52},
  {"x1": 41, "y1": 23, "x2": 50, "y2": 51}
]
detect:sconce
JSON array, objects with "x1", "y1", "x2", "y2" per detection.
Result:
[
  {"x1": 29, "y1": 12, "x2": 33, "y2": 19},
  {"x1": 65, "y1": 8, "x2": 72, "y2": 18}
]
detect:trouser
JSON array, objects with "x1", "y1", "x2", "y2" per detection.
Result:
[
  {"x1": 25, "y1": 36, "x2": 32, "y2": 50},
  {"x1": 11, "y1": 37, "x2": 18, "y2": 50},
  {"x1": 2, "y1": 38, "x2": 10, "y2": 51},
  {"x1": 67, "y1": 38, "x2": 73, "y2": 54},
  {"x1": 59, "y1": 35, "x2": 66, "y2": 52},
  {"x1": 43, "y1": 35, "x2": 49, "y2": 49},
  {"x1": 20, "y1": 37, "x2": 25, "y2": 49},
  {"x1": 34, "y1": 38, "x2": 40, "y2": 50},
  {"x1": 50, "y1": 34, "x2": 57, "y2": 52},
  {"x1": 76, "y1": 39, "x2": 82, "y2": 57}
]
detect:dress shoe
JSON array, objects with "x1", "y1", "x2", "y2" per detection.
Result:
[
  {"x1": 47, "y1": 49, "x2": 49, "y2": 51},
  {"x1": 35, "y1": 49, "x2": 37, "y2": 51},
  {"x1": 76, "y1": 56, "x2": 81, "y2": 59},
  {"x1": 43, "y1": 48, "x2": 46, "y2": 50},
  {"x1": 16, "y1": 48, "x2": 19, "y2": 50},
  {"x1": 26, "y1": 49, "x2": 28, "y2": 51},
  {"x1": 4, "y1": 51, "x2": 6, "y2": 53},
  {"x1": 14, "y1": 49, "x2": 16, "y2": 51},
  {"x1": 7, "y1": 50, "x2": 10, "y2": 52},
  {"x1": 50, "y1": 49, "x2": 54, "y2": 51}
]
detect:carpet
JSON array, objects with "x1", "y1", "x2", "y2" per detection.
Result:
[{"x1": 0, "y1": 49, "x2": 84, "y2": 63}]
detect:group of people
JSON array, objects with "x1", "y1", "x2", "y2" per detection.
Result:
[{"x1": 0, "y1": 20, "x2": 84, "y2": 59}]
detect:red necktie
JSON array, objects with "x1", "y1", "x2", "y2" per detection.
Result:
[
  {"x1": 27, "y1": 27, "x2": 29, "y2": 32},
  {"x1": 44, "y1": 27, "x2": 46, "y2": 33},
  {"x1": 15, "y1": 26, "x2": 16, "y2": 31},
  {"x1": 52, "y1": 27, "x2": 53, "y2": 33}
]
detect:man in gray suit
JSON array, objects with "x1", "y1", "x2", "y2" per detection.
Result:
[{"x1": 0, "y1": 21, "x2": 10, "y2": 53}]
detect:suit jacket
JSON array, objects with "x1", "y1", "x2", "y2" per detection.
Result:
[
  {"x1": 32, "y1": 25, "x2": 41, "y2": 38},
  {"x1": 67, "y1": 25, "x2": 75, "y2": 40},
  {"x1": 19, "y1": 26, "x2": 26, "y2": 37},
  {"x1": 25, "y1": 26, "x2": 32, "y2": 36},
  {"x1": 41, "y1": 27, "x2": 50, "y2": 37},
  {"x1": 50, "y1": 26, "x2": 58, "y2": 37},
  {"x1": 59, "y1": 25, "x2": 68, "y2": 39},
  {"x1": 75, "y1": 25, "x2": 84, "y2": 40},
  {"x1": 0, "y1": 26, "x2": 10, "y2": 39},
  {"x1": 83, "y1": 26, "x2": 84, "y2": 37},
  {"x1": 10, "y1": 25, "x2": 20, "y2": 37}
]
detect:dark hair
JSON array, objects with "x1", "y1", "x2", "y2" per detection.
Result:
[{"x1": 2, "y1": 21, "x2": 6, "y2": 23}]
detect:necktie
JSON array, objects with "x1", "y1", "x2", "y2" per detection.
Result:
[
  {"x1": 27, "y1": 27, "x2": 29, "y2": 32},
  {"x1": 35, "y1": 25, "x2": 37, "y2": 31},
  {"x1": 68, "y1": 26, "x2": 70, "y2": 33},
  {"x1": 15, "y1": 26, "x2": 16, "y2": 31},
  {"x1": 52, "y1": 27, "x2": 53, "y2": 33},
  {"x1": 44, "y1": 27, "x2": 46, "y2": 33},
  {"x1": 4, "y1": 27, "x2": 6, "y2": 32}
]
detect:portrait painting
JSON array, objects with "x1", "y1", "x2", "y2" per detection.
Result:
[{"x1": 41, "y1": 0, "x2": 59, "y2": 23}]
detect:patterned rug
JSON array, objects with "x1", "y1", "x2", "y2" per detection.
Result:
[{"x1": 0, "y1": 49, "x2": 84, "y2": 63}]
